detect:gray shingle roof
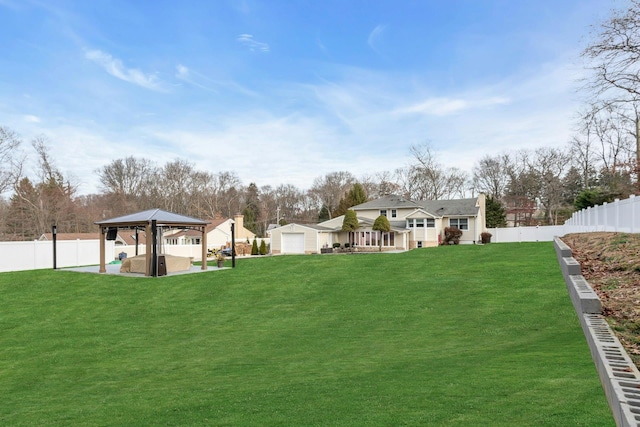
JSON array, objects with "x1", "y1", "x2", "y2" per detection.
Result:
[
  {"x1": 352, "y1": 195, "x2": 420, "y2": 210},
  {"x1": 95, "y1": 209, "x2": 208, "y2": 227},
  {"x1": 419, "y1": 198, "x2": 478, "y2": 217},
  {"x1": 352, "y1": 195, "x2": 478, "y2": 217}
]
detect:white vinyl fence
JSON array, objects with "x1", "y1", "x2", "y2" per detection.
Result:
[
  {"x1": 486, "y1": 225, "x2": 566, "y2": 243},
  {"x1": 563, "y1": 194, "x2": 640, "y2": 234},
  {"x1": 2, "y1": 197, "x2": 637, "y2": 273},
  {"x1": 0, "y1": 240, "x2": 115, "y2": 273},
  {"x1": 487, "y1": 194, "x2": 640, "y2": 243}
]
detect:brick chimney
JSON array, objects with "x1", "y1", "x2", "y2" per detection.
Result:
[{"x1": 233, "y1": 214, "x2": 244, "y2": 238}]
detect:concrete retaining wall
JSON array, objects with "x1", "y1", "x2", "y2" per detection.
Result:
[{"x1": 554, "y1": 237, "x2": 640, "y2": 427}]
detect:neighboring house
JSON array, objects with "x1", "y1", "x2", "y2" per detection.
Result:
[
  {"x1": 269, "y1": 194, "x2": 487, "y2": 254},
  {"x1": 163, "y1": 214, "x2": 256, "y2": 249},
  {"x1": 39, "y1": 231, "x2": 144, "y2": 246}
]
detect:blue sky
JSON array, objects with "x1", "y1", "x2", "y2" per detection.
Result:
[{"x1": 0, "y1": 0, "x2": 622, "y2": 195}]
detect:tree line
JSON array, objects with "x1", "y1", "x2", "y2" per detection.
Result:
[{"x1": 1, "y1": 2, "x2": 639, "y2": 240}]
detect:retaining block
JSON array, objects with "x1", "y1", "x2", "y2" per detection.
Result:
[
  {"x1": 562, "y1": 256, "x2": 582, "y2": 279},
  {"x1": 567, "y1": 275, "x2": 602, "y2": 314},
  {"x1": 582, "y1": 314, "x2": 640, "y2": 427},
  {"x1": 554, "y1": 237, "x2": 640, "y2": 426},
  {"x1": 554, "y1": 236, "x2": 573, "y2": 263}
]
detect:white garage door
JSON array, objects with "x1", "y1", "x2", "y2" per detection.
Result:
[{"x1": 282, "y1": 233, "x2": 305, "y2": 254}]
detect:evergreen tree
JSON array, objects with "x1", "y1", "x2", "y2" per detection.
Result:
[
  {"x1": 574, "y1": 188, "x2": 611, "y2": 211},
  {"x1": 251, "y1": 238, "x2": 259, "y2": 255},
  {"x1": 341, "y1": 210, "x2": 359, "y2": 252},
  {"x1": 318, "y1": 204, "x2": 330, "y2": 222},
  {"x1": 372, "y1": 215, "x2": 391, "y2": 252},
  {"x1": 259, "y1": 239, "x2": 267, "y2": 255},
  {"x1": 243, "y1": 182, "x2": 260, "y2": 235},
  {"x1": 485, "y1": 196, "x2": 507, "y2": 228},
  {"x1": 334, "y1": 183, "x2": 368, "y2": 217},
  {"x1": 242, "y1": 207, "x2": 257, "y2": 235}
]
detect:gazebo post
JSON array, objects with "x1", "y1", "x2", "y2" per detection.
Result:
[
  {"x1": 145, "y1": 223, "x2": 153, "y2": 277},
  {"x1": 201, "y1": 226, "x2": 208, "y2": 270},
  {"x1": 99, "y1": 226, "x2": 106, "y2": 273}
]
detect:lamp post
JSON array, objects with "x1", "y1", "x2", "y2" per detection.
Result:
[
  {"x1": 231, "y1": 222, "x2": 236, "y2": 268},
  {"x1": 52, "y1": 224, "x2": 57, "y2": 270}
]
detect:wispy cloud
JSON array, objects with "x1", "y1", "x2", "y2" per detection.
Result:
[
  {"x1": 175, "y1": 64, "x2": 216, "y2": 92},
  {"x1": 85, "y1": 49, "x2": 166, "y2": 91},
  {"x1": 237, "y1": 34, "x2": 270, "y2": 53},
  {"x1": 367, "y1": 24, "x2": 387, "y2": 54},
  {"x1": 175, "y1": 64, "x2": 257, "y2": 96},
  {"x1": 23, "y1": 115, "x2": 41, "y2": 123},
  {"x1": 395, "y1": 96, "x2": 510, "y2": 116}
]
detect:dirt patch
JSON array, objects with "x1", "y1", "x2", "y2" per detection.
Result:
[{"x1": 561, "y1": 232, "x2": 640, "y2": 366}]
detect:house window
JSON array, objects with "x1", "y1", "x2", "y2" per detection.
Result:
[
  {"x1": 353, "y1": 231, "x2": 394, "y2": 247},
  {"x1": 426, "y1": 218, "x2": 435, "y2": 228},
  {"x1": 449, "y1": 218, "x2": 469, "y2": 230},
  {"x1": 391, "y1": 209, "x2": 397, "y2": 218},
  {"x1": 415, "y1": 219, "x2": 424, "y2": 228},
  {"x1": 380, "y1": 209, "x2": 387, "y2": 217}
]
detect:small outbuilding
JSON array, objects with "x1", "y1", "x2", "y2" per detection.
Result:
[{"x1": 95, "y1": 209, "x2": 209, "y2": 277}]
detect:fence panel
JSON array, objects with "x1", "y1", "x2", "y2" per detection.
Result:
[
  {"x1": 0, "y1": 240, "x2": 114, "y2": 273},
  {"x1": 564, "y1": 195, "x2": 639, "y2": 234}
]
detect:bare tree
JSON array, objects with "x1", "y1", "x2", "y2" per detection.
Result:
[
  {"x1": 582, "y1": 0, "x2": 640, "y2": 188},
  {"x1": 97, "y1": 156, "x2": 155, "y2": 197},
  {"x1": 472, "y1": 154, "x2": 512, "y2": 200},
  {"x1": 400, "y1": 143, "x2": 468, "y2": 200},
  {"x1": 529, "y1": 147, "x2": 570, "y2": 225},
  {"x1": 309, "y1": 171, "x2": 355, "y2": 218},
  {"x1": 0, "y1": 126, "x2": 23, "y2": 194},
  {"x1": 7, "y1": 137, "x2": 77, "y2": 238},
  {"x1": 570, "y1": 108, "x2": 600, "y2": 188}
]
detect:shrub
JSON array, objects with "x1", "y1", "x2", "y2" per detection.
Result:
[
  {"x1": 344, "y1": 243, "x2": 350, "y2": 248},
  {"x1": 444, "y1": 227, "x2": 463, "y2": 245},
  {"x1": 332, "y1": 243, "x2": 341, "y2": 249},
  {"x1": 480, "y1": 232, "x2": 492, "y2": 244},
  {"x1": 259, "y1": 239, "x2": 267, "y2": 255},
  {"x1": 251, "y1": 238, "x2": 259, "y2": 255}
]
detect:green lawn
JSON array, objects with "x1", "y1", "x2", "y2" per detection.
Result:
[{"x1": 0, "y1": 243, "x2": 613, "y2": 426}]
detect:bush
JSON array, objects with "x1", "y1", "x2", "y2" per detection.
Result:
[
  {"x1": 251, "y1": 238, "x2": 259, "y2": 255},
  {"x1": 259, "y1": 239, "x2": 267, "y2": 255},
  {"x1": 344, "y1": 243, "x2": 350, "y2": 248},
  {"x1": 480, "y1": 232, "x2": 492, "y2": 244},
  {"x1": 332, "y1": 243, "x2": 341, "y2": 249},
  {"x1": 444, "y1": 227, "x2": 463, "y2": 245}
]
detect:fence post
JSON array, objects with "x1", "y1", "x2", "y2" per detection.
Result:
[
  {"x1": 632, "y1": 195, "x2": 636, "y2": 234},
  {"x1": 615, "y1": 199, "x2": 620, "y2": 232}
]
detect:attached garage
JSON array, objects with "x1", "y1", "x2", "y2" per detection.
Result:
[{"x1": 282, "y1": 233, "x2": 305, "y2": 254}]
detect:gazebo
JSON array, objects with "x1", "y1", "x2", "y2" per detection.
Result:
[{"x1": 95, "y1": 209, "x2": 209, "y2": 277}]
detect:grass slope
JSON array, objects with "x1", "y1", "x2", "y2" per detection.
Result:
[{"x1": 0, "y1": 243, "x2": 613, "y2": 426}]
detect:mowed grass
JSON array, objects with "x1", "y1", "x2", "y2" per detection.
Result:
[{"x1": 0, "y1": 243, "x2": 613, "y2": 426}]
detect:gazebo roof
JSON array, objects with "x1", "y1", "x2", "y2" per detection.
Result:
[{"x1": 95, "y1": 209, "x2": 208, "y2": 228}]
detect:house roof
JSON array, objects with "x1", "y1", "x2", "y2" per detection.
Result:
[
  {"x1": 95, "y1": 209, "x2": 208, "y2": 227},
  {"x1": 40, "y1": 232, "x2": 100, "y2": 241},
  {"x1": 119, "y1": 231, "x2": 147, "y2": 245},
  {"x1": 352, "y1": 195, "x2": 479, "y2": 218},
  {"x1": 352, "y1": 194, "x2": 420, "y2": 210},
  {"x1": 205, "y1": 218, "x2": 230, "y2": 233},
  {"x1": 419, "y1": 198, "x2": 479, "y2": 217},
  {"x1": 269, "y1": 223, "x2": 334, "y2": 234}
]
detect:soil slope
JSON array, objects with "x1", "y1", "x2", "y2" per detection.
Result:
[{"x1": 562, "y1": 232, "x2": 640, "y2": 366}]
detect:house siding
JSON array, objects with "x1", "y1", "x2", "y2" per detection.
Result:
[
  {"x1": 271, "y1": 195, "x2": 486, "y2": 254},
  {"x1": 269, "y1": 224, "x2": 320, "y2": 254}
]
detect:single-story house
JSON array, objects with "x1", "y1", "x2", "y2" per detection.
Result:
[
  {"x1": 268, "y1": 194, "x2": 486, "y2": 254},
  {"x1": 163, "y1": 214, "x2": 256, "y2": 249},
  {"x1": 38, "y1": 231, "x2": 140, "y2": 246}
]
